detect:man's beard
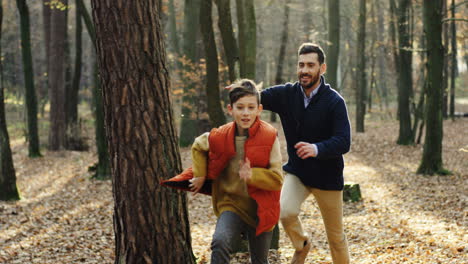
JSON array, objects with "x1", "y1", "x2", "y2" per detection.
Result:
[{"x1": 299, "y1": 73, "x2": 320, "y2": 89}]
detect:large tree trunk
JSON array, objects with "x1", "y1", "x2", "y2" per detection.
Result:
[
  {"x1": 179, "y1": 0, "x2": 202, "y2": 147},
  {"x1": 77, "y1": 0, "x2": 110, "y2": 179},
  {"x1": 396, "y1": 0, "x2": 414, "y2": 145},
  {"x1": 200, "y1": 0, "x2": 226, "y2": 128},
  {"x1": 327, "y1": 0, "x2": 340, "y2": 91},
  {"x1": 48, "y1": 0, "x2": 68, "y2": 150},
  {"x1": 355, "y1": 0, "x2": 366, "y2": 133},
  {"x1": 16, "y1": 0, "x2": 41, "y2": 157},
  {"x1": 91, "y1": 0, "x2": 196, "y2": 262},
  {"x1": 417, "y1": 0, "x2": 447, "y2": 175},
  {"x1": 215, "y1": 0, "x2": 239, "y2": 83},
  {"x1": 0, "y1": 2, "x2": 20, "y2": 201},
  {"x1": 236, "y1": 0, "x2": 256, "y2": 79}
]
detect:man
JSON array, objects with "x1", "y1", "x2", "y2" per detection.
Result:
[{"x1": 261, "y1": 43, "x2": 351, "y2": 264}]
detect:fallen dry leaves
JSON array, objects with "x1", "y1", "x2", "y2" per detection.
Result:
[{"x1": 1, "y1": 115, "x2": 467, "y2": 264}]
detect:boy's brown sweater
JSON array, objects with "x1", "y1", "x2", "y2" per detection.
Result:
[{"x1": 192, "y1": 132, "x2": 283, "y2": 229}]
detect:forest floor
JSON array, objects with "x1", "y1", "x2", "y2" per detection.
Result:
[{"x1": 0, "y1": 107, "x2": 467, "y2": 264}]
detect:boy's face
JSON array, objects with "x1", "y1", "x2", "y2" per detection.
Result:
[{"x1": 227, "y1": 95, "x2": 263, "y2": 136}]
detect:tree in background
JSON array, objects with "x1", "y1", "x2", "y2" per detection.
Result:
[
  {"x1": 215, "y1": 0, "x2": 239, "y2": 83},
  {"x1": 16, "y1": 0, "x2": 41, "y2": 157},
  {"x1": 417, "y1": 0, "x2": 448, "y2": 175},
  {"x1": 0, "y1": 1, "x2": 20, "y2": 201},
  {"x1": 236, "y1": 0, "x2": 256, "y2": 79},
  {"x1": 355, "y1": 0, "x2": 366, "y2": 133},
  {"x1": 327, "y1": 0, "x2": 340, "y2": 91},
  {"x1": 66, "y1": 0, "x2": 86, "y2": 150},
  {"x1": 449, "y1": 0, "x2": 457, "y2": 119},
  {"x1": 200, "y1": 0, "x2": 226, "y2": 128},
  {"x1": 48, "y1": 0, "x2": 68, "y2": 150},
  {"x1": 396, "y1": 0, "x2": 414, "y2": 145},
  {"x1": 77, "y1": 0, "x2": 110, "y2": 179},
  {"x1": 91, "y1": 0, "x2": 196, "y2": 262}
]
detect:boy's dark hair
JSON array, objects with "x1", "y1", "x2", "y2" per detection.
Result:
[
  {"x1": 298, "y1": 43, "x2": 326, "y2": 65},
  {"x1": 228, "y1": 79, "x2": 260, "y2": 105}
]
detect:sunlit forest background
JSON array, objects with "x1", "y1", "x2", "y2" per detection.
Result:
[{"x1": 0, "y1": 0, "x2": 467, "y2": 263}]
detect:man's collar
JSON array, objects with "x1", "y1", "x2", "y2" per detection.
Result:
[{"x1": 300, "y1": 79, "x2": 321, "y2": 99}]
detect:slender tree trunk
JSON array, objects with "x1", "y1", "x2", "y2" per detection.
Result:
[
  {"x1": 200, "y1": 0, "x2": 226, "y2": 127},
  {"x1": 91, "y1": 1, "x2": 196, "y2": 262},
  {"x1": 236, "y1": 0, "x2": 256, "y2": 79},
  {"x1": 168, "y1": 0, "x2": 180, "y2": 56},
  {"x1": 396, "y1": 0, "x2": 414, "y2": 145},
  {"x1": 376, "y1": 0, "x2": 388, "y2": 110},
  {"x1": 41, "y1": 0, "x2": 51, "y2": 116},
  {"x1": 48, "y1": 0, "x2": 68, "y2": 150},
  {"x1": 271, "y1": 0, "x2": 290, "y2": 123},
  {"x1": 449, "y1": 0, "x2": 457, "y2": 119},
  {"x1": 0, "y1": 2, "x2": 20, "y2": 201},
  {"x1": 327, "y1": 0, "x2": 340, "y2": 91},
  {"x1": 92, "y1": 61, "x2": 110, "y2": 179},
  {"x1": 417, "y1": 0, "x2": 447, "y2": 175},
  {"x1": 179, "y1": 0, "x2": 202, "y2": 147},
  {"x1": 355, "y1": 0, "x2": 366, "y2": 133},
  {"x1": 77, "y1": 0, "x2": 110, "y2": 179},
  {"x1": 16, "y1": 0, "x2": 41, "y2": 157},
  {"x1": 215, "y1": 0, "x2": 239, "y2": 83},
  {"x1": 66, "y1": 0, "x2": 85, "y2": 150},
  {"x1": 302, "y1": 0, "x2": 312, "y2": 41},
  {"x1": 442, "y1": 0, "x2": 449, "y2": 119},
  {"x1": 389, "y1": 0, "x2": 400, "y2": 78}
]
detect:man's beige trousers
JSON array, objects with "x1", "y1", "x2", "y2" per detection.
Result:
[{"x1": 280, "y1": 173, "x2": 350, "y2": 264}]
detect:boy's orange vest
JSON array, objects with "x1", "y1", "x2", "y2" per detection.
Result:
[{"x1": 162, "y1": 118, "x2": 281, "y2": 235}]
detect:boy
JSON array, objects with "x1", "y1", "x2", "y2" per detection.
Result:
[{"x1": 163, "y1": 79, "x2": 283, "y2": 264}]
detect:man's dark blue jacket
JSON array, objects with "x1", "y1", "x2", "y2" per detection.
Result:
[{"x1": 261, "y1": 76, "x2": 351, "y2": 190}]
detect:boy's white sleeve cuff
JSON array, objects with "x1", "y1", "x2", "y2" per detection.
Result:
[{"x1": 313, "y1": 144, "x2": 318, "y2": 156}]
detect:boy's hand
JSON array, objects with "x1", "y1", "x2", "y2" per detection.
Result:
[
  {"x1": 239, "y1": 158, "x2": 252, "y2": 181},
  {"x1": 189, "y1": 177, "x2": 206, "y2": 194},
  {"x1": 295, "y1": 142, "x2": 317, "y2": 159}
]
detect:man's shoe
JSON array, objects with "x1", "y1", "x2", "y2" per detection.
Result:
[{"x1": 291, "y1": 239, "x2": 311, "y2": 264}]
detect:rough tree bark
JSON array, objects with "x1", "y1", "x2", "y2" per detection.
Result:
[
  {"x1": 16, "y1": 0, "x2": 41, "y2": 157},
  {"x1": 91, "y1": 0, "x2": 196, "y2": 262},
  {"x1": 417, "y1": 0, "x2": 448, "y2": 175}
]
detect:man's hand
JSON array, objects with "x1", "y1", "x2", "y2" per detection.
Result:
[
  {"x1": 189, "y1": 177, "x2": 206, "y2": 194},
  {"x1": 239, "y1": 158, "x2": 252, "y2": 181},
  {"x1": 295, "y1": 142, "x2": 317, "y2": 159}
]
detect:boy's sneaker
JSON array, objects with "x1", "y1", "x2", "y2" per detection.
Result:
[{"x1": 291, "y1": 239, "x2": 311, "y2": 264}]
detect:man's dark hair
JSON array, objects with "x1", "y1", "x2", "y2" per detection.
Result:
[
  {"x1": 298, "y1": 43, "x2": 326, "y2": 64},
  {"x1": 228, "y1": 79, "x2": 260, "y2": 105}
]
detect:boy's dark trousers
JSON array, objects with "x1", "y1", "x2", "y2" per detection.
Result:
[{"x1": 211, "y1": 211, "x2": 272, "y2": 264}]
